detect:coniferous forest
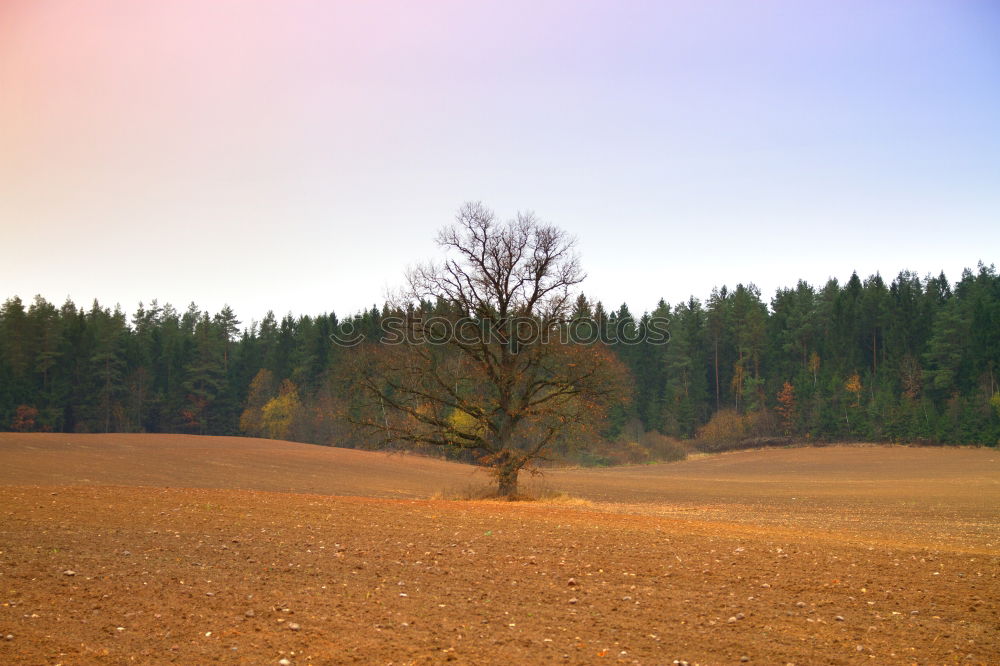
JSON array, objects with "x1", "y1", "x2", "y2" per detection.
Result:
[{"x1": 2, "y1": 264, "x2": 999, "y2": 457}]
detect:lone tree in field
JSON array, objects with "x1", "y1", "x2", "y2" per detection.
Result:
[{"x1": 351, "y1": 202, "x2": 629, "y2": 497}]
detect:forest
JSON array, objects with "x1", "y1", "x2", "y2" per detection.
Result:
[{"x1": 2, "y1": 263, "x2": 999, "y2": 458}]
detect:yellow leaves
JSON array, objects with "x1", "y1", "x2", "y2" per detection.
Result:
[
  {"x1": 845, "y1": 372, "x2": 862, "y2": 407},
  {"x1": 447, "y1": 408, "x2": 485, "y2": 439},
  {"x1": 240, "y1": 369, "x2": 277, "y2": 437},
  {"x1": 844, "y1": 372, "x2": 861, "y2": 407},
  {"x1": 844, "y1": 373, "x2": 862, "y2": 394},
  {"x1": 261, "y1": 380, "x2": 302, "y2": 440},
  {"x1": 808, "y1": 351, "x2": 821, "y2": 375}
]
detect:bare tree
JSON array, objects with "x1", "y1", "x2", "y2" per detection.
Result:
[{"x1": 350, "y1": 202, "x2": 629, "y2": 497}]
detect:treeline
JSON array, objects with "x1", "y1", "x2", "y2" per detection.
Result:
[
  {"x1": 1, "y1": 264, "x2": 998, "y2": 450},
  {"x1": 615, "y1": 265, "x2": 999, "y2": 449}
]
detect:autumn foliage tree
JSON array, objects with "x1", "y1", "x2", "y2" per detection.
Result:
[
  {"x1": 261, "y1": 380, "x2": 302, "y2": 441},
  {"x1": 11, "y1": 405, "x2": 39, "y2": 432},
  {"x1": 239, "y1": 369, "x2": 276, "y2": 437},
  {"x1": 845, "y1": 372, "x2": 863, "y2": 408},
  {"x1": 351, "y1": 202, "x2": 630, "y2": 497},
  {"x1": 775, "y1": 381, "x2": 797, "y2": 435}
]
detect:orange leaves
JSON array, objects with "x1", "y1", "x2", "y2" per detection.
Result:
[
  {"x1": 844, "y1": 372, "x2": 862, "y2": 407},
  {"x1": 10, "y1": 404, "x2": 38, "y2": 432},
  {"x1": 775, "y1": 382, "x2": 796, "y2": 435}
]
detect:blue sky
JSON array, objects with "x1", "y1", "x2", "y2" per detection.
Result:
[{"x1": 1, "y1": 0, "x2": 998, "y2": 323}]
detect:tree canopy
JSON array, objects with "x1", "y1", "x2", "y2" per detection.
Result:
[{"x1": 350, "y1": 203, "x2": 630, "y2": 495}]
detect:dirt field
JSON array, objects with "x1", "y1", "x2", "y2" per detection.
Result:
[{"x1": 1, "y1": 434, "x2": 997, "y2": 664}]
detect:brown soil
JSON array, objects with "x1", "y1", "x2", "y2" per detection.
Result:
[{"x1": 1, "y1": 434, "x2": 997, "y2": 665}]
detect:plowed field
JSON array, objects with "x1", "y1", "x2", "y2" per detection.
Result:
[{"x1": 1, "y1": 434, "x2": 997, "y2": 665}]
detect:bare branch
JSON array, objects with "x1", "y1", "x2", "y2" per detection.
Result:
[{"x1": 349, "y1": 202, "x2": 629, "y2": 496}]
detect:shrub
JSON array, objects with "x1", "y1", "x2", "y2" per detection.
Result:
[
  {"x1": 695, "y1": 408, "x2": 784, "y2": 452},
  {"x1": 695, "y1": 408, "x2": 745, "y2": 451},
  {"x1": 639, "y1": 431, "x2": 689, "y2": 462}
]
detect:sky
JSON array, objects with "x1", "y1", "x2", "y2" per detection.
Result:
[{"x1": 2, "y1": 0, "x2": 998, "y2": 325}]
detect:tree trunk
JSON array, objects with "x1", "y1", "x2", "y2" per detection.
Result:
[
  {"x1": 105, "y1": 358, "x2": 112, "y2": 433},
  {"x1": 496, "y1": 462, "x2": 519, "y2": 498},
  {"x1": 493, "y1": 447, "x2": 522, "y2": 498},
  {"x1": 492, "y1": 407, "x2": 520, "y2": 498},
  {"x1": 714, "y1": 337, "x2": 720, "y2": 410},
  {"x1": 872, "y1": 331, "x2": 877, "y2": 376}
]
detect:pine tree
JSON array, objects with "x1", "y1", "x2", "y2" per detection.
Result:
[
  {"x1": 180, "y1": 312, "x2": 226, "y2": 434},
  {"x1": 89, "y1": 302, "x2": 128, "y2": 432}
]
